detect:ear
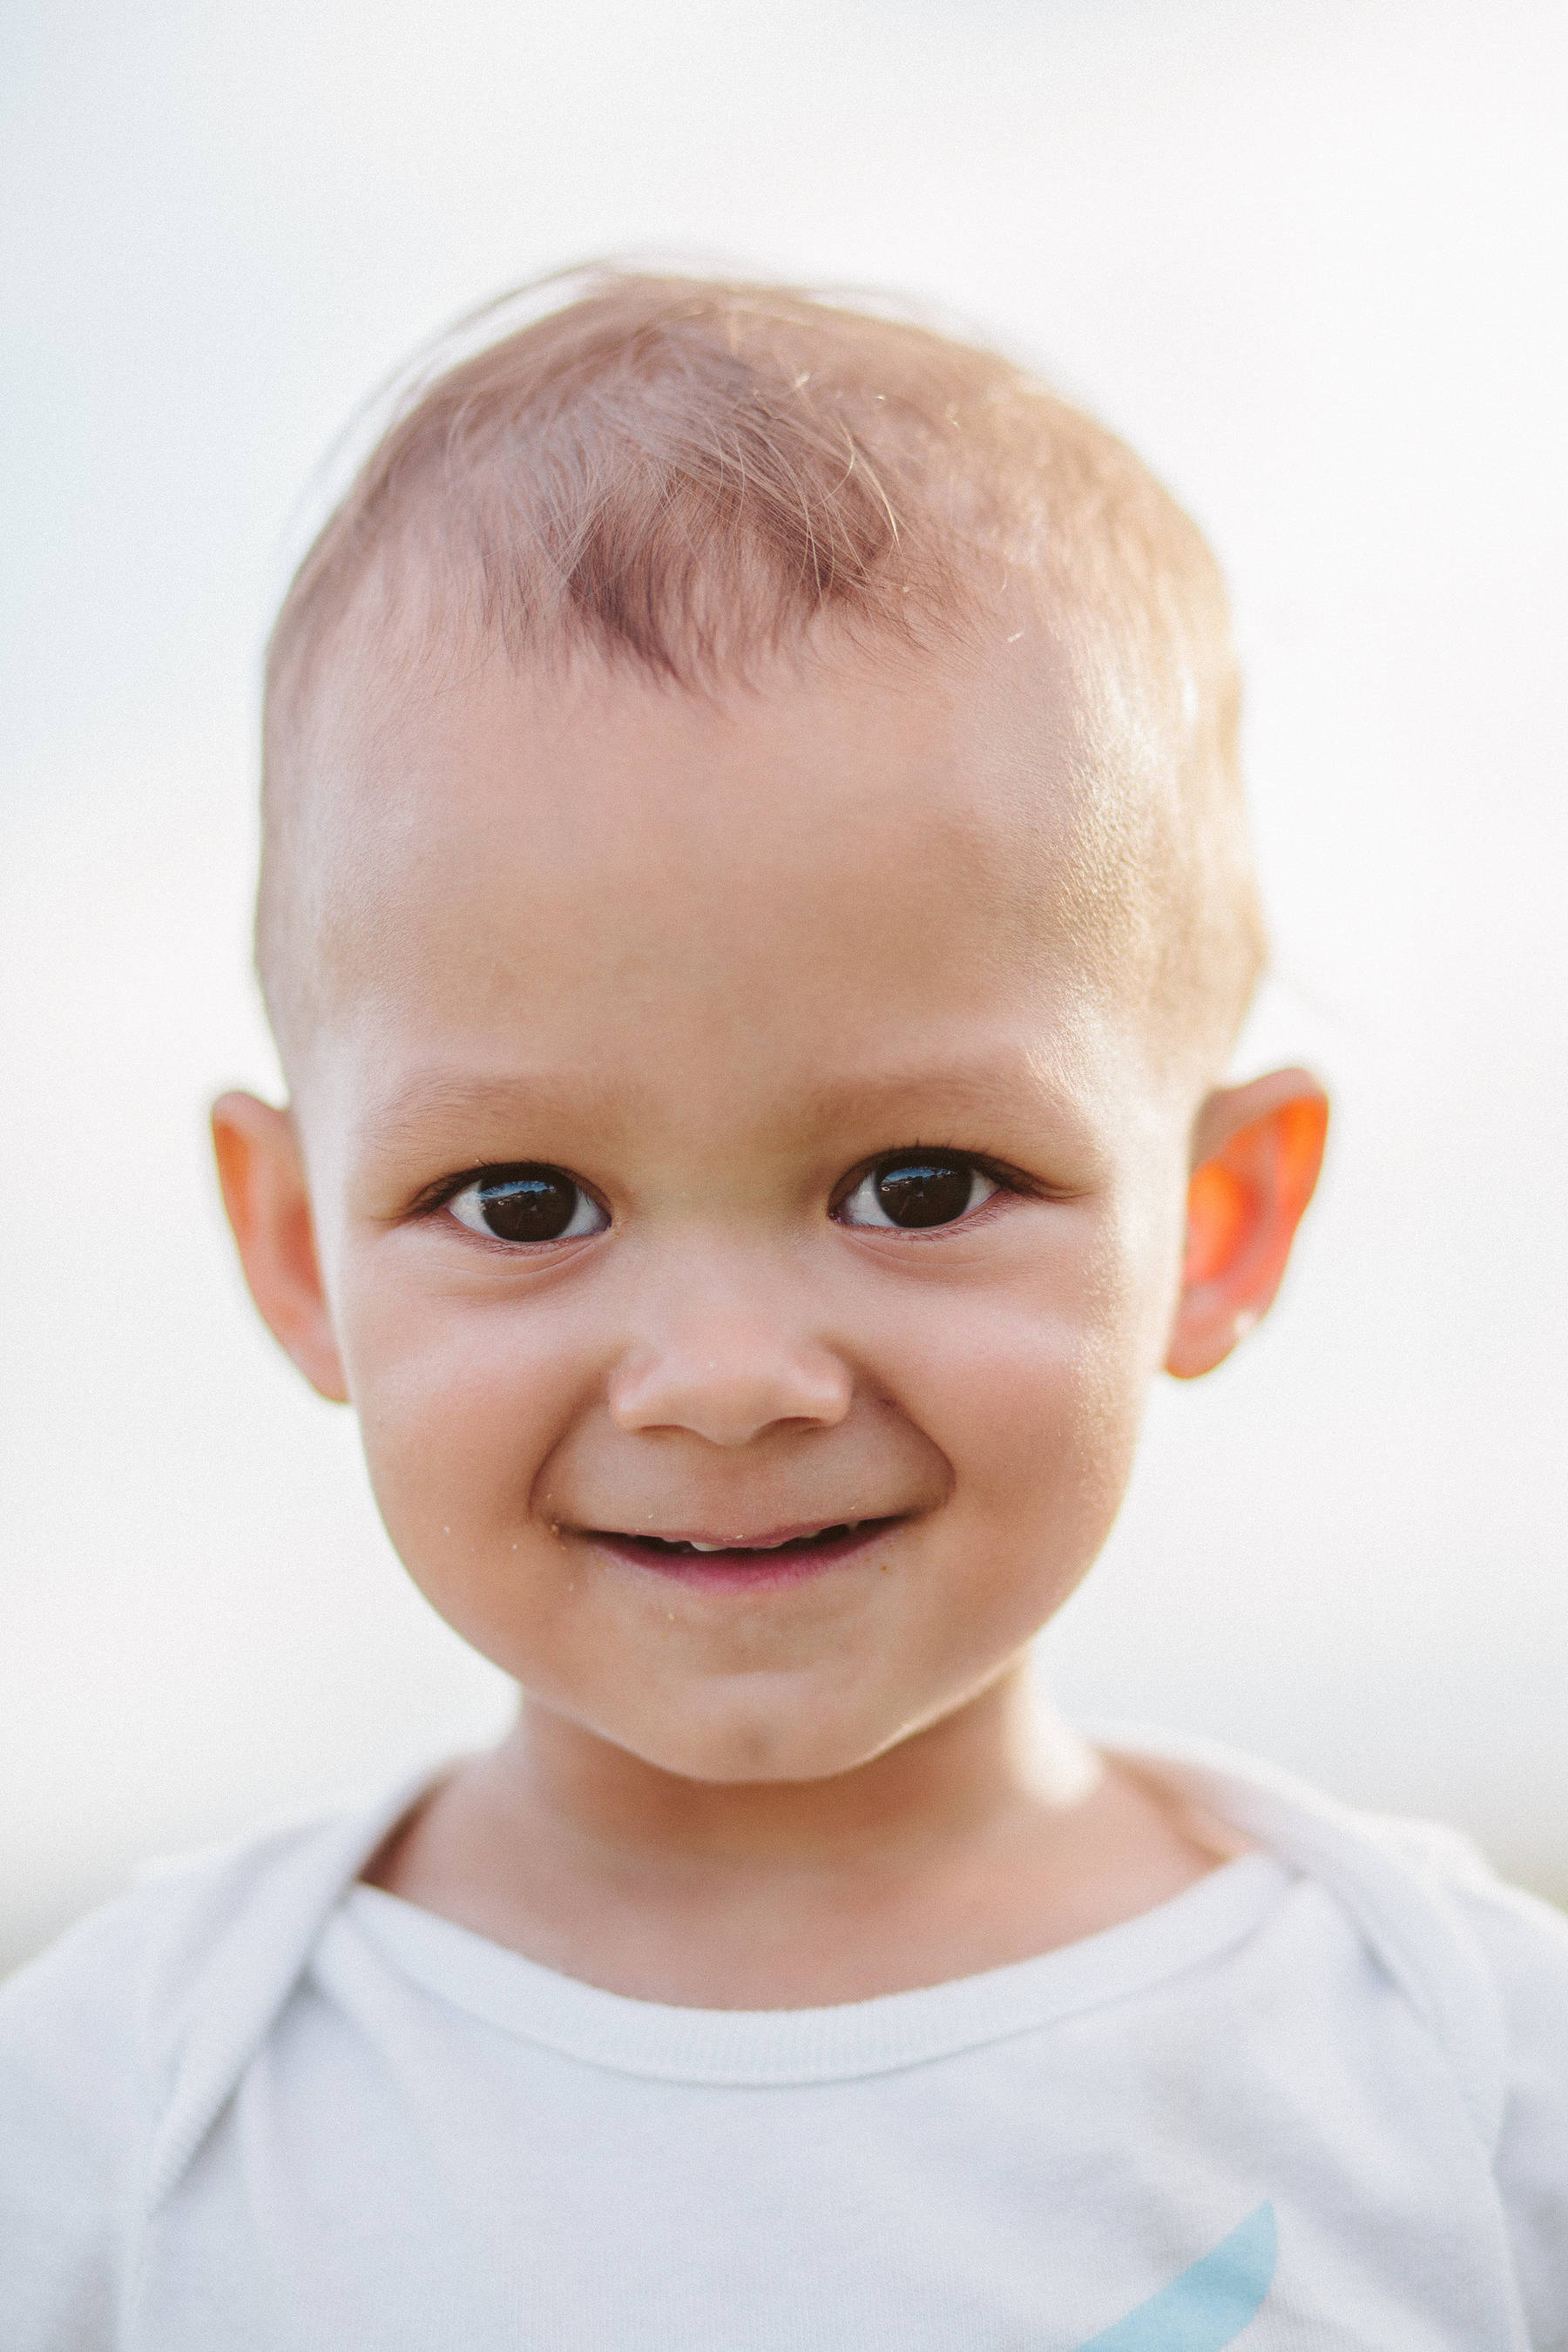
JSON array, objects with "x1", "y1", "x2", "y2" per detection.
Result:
[
  {"x1": 211, "y1": 1092, "x2": 350, "y2": 1402},
  {"x1": 1166, "y1": 1067, "x2": 1328, "y2": 1380}
]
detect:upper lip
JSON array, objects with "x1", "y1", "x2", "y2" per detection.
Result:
[{"x1": 587, "y1": 1516, "x2": 889, "y2": 1552}]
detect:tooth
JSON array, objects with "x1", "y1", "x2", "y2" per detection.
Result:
[{"x1": 678, "y1": 1527, "x2": 864, "y2": 1554}]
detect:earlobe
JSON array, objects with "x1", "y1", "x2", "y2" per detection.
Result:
[
  {"x1": 1166, "y1": 1069, "x2": 1328, "y2": 1381},
  {"x1": 211, "y1": 1092, "x2": 350, "y2": 1403}
]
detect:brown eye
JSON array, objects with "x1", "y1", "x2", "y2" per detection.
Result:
[
  {"x1": 839, "y1": 1157, "x2": 997, "y2": 1231},
  {"x1": 448, "y1": 1166, "x2": 607, "y2": 1245}
]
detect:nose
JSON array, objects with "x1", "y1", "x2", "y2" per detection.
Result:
[{"x1": 607, "y1": 1311, "x2": 853, "y2": 1447}]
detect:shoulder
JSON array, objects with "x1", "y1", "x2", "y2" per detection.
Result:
[
  {"x1": 1429, "y1": 1851, "x2": 1568, "y2": 2345},
  {"x1": 1365, "y1": 1817, "x2": 1568, "y2": 2147},
  {"x1": 0, "y1": 1892, "x2": 157, "y2": 2352},
  {"x1": 0, "y1": 1774, "x2": 431, "y2": 2352},
  {"x1": 1097, "y1": 1724, "x2": 1568, "y2": 2344},
  {"x1": 2, "y1": 1772, "x2": 431, "y2": 2058},
  {"x1": 1094, "y1": 1725, "x2": 1568, "y2": 2126},
  {"x1": 1365, "y1": 1824, "x2": 1568, "y2": 2348}
]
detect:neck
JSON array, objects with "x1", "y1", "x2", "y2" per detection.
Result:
[
  {"x1": 479, "y1": 1666, "x2": 1099, "y2": 1879},
  {"x1": 366, "y1": 1669, "x2": 1229, "y2": 2004}
]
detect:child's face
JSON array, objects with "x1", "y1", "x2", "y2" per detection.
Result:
[{"x1": 245, "y1": 636, "x2": 1219, "y2": 1781}]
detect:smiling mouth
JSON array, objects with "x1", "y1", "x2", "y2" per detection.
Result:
[{"x1": 582, "y1": 1517, "x2": 902, "y2": 1584}]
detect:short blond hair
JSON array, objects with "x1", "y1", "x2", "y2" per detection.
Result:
[{"x1": 260, "y1": 267, "x2": 1265, "y2": 1068}]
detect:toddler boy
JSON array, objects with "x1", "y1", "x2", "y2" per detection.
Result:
[{"x1": 3, "y1": 271, "x2": 1565, "y2": 2349}]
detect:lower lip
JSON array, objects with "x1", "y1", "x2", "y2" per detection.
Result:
[{"x1": 585, "y1": 1521, "x2": 900, "y2": 1592}]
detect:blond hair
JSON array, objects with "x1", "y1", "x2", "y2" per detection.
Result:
[{"x1": 260, "y1": 267, "x2": 1265, "y2": 1066}]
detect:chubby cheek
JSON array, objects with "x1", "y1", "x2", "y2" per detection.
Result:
[
  {"x1": 334, "y1": 1262, "x2": 589, "y2": 1675},
  {"x1": 891, "y1": 1231, "x2": 1159, "y2": 1680}
]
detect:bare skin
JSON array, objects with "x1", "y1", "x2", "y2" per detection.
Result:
[
  {"x1": 359, "y1": 1680, "x2": 1253, "y2": 2006},
  {"x1": 215, "y1": 629, "x2": 1324, "y2": 2008}
]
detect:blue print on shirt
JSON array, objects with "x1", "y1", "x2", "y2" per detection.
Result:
[{"x1": 1073, "y1": 2203, "x2": 1276, "y2": 2350}]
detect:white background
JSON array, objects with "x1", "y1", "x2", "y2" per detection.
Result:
[{"x1": 3, "y1": 0, "x2": 1565, "y2": 1971}]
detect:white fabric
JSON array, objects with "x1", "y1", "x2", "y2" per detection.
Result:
[{"x1": 2, "y1": 1731, "x2": 1565, "y2": 2349}]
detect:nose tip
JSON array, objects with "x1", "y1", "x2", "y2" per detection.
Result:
[{"x1": 607, "y1": 1335, "x2": 853, "y2": 1446}]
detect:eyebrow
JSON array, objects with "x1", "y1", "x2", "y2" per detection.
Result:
[
  {"x1": 360, "y1": 1071, "x2": 609, "y2": 1154},
  {"x1": 362, "y1": 1045, "x2": 1079, "y2": 1155},
  {"x1": 794, "y1": 1055, "x2": 1060, "y2": 1125}
]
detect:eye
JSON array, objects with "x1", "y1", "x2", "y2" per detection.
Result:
[
  {"x1": 446, "y1": 1165, "x2": 608, "y2": 1245},
  {"x1": 836, "y1": 1155, "x2": 998, "y2": 1232}
]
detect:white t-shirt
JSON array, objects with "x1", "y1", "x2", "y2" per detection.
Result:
[{"x1": 3, "y1": 1730, "x2": 1565, "y2": 2350}]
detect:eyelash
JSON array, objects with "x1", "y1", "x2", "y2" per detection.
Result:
[
  {"x1": 410, "y1": 1166, "x2": 609, "y2": 1245},
  {"x1": 413, "y1": 1147, "x2": 1038, "y2": 1243},
  {"x1": 829, "y1": 1148, "x2": 1032, "y2": 1228}
]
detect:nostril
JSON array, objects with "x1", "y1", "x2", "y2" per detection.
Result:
[{"x1": 607, "y1": 1339, "x2": 852, "y2": 1443}]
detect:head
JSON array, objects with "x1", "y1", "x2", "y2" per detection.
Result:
[{"x1": 217, "y1": 269, "x2": 1325, "y2": 1785}]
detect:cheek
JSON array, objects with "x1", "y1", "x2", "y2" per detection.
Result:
[
  {"x1": 893, "y1": 1216, "x2": 1162, "y2": 1590},
  {"x1": 333, "y1": 1265, "x2": 583, "y2": 1619},
  {"x1": 925, "y1": 1308, "x2": 1139, "y2": 1533}
]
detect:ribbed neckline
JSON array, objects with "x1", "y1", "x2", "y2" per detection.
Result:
[{"x1": 333, "y1": 1851, "x2": 1290, "y2": 2087}]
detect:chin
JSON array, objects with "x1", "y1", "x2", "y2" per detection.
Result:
[{"x1": 608, "y1": 1689, "x2": 905, "y2": 1786}]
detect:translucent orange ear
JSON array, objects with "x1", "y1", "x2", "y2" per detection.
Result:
[
  {"x1": 1182, "y1": 1159, "x2": 1249, "y2": 1288},
  {"x1": 1167, "y1": 1084, "x2": 1328, "y2": 1380}
]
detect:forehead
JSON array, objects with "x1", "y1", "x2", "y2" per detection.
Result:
[{"x1": 295, "y1": 628, "x2": 1152, "y2": 1127}]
